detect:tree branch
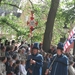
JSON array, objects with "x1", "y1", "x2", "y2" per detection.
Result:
[
  {"x1": 29, "y1": 0, "x2": 34, "y2": 10},
  {"x1": 1, "y1": 3, "x2": 21, "y2": 9},
  {"x1": 0, "y1": 0, "x2": 2, "y2": 3}
]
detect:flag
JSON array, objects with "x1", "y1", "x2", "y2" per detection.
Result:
[
  {"x1": 64, "y1": 27, "x2": 75, "y2": 51},
  {"x1": 64, "y1": 37, "x2": 73, "y2": 51},
  {"x1": 68, "y1": 27, "x2": 75, "y2": 40}
]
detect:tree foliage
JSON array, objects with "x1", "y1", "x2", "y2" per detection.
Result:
[{"x1": 0, "y1": 0, "x2": 75, "y2": 46}]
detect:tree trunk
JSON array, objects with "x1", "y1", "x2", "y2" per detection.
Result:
[{"x1": 43, "y1": 0, "x2": 60, "y2": 52}]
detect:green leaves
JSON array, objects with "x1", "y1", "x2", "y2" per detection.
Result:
[
  {"x1": 0, "y1": 16, "x2": 29, "y2": 36},
  {"x1": 61, "y1": 0, "x2": 75, "y2": 24},
  {"x1": 0, "y1": 0, "x2": 75, "y2": 44}
]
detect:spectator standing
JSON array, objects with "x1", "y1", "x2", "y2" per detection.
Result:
[
  {"x1": 68, "y1": 60, "x2": 75, "y2": 75},
  {"x1": 12, "y1": 55, "x2": 18, "y2": 64},
  {"x1": 15, "y1": 60, "x2": 21, "y2": 75},
  {"x1": 0, "y1": 57, "x2": 7, "y2": 75},
  {"x1": 0, "y1": 45, "x2": 6, "y2": 57},
  {"x1": 0, "y1": 38, "x2": 2, "y2": 49},
  {"x1": 17, "y1": 49, "x2": 22, "y2": 60},
  {"x1": 5, "y1": 57, "x2": 11, "y2": 74},
  {"x1": 19, "y1": 60, "x2": 27, "y2": 75},
  {"x1": 7, "y1": 60, "x2": 15, "y2": 75}
]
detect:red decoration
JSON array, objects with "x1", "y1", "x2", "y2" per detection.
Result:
[
  {"x1": 30, "y1": 26, "x2": 34, "y2": 33},
  {"x1": 30, "y1": 17, "x2": 34, "y2": 20},
  {"x1": 27, "y1": 11, "x2": 38, "y2": 34}
]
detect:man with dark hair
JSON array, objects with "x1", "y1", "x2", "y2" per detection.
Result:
[
  {"x1": 0, "y1": 38, "x2": 2, "y2": 50},
  {"x1": 11, "y1": 40, "x2": 15, "y2": 45},
  {"x1": 5, "y1": 40, "x2": 8, "y2": 46},
  {"x1": 26, "y1": 42, "x2": 43, "y2": 75},
  {"x1": 15, "y1": 60, "x2": 21, "y2": 75},
  {"x1": 45, "y1": 42, "x2": 69, "y2": 75}
]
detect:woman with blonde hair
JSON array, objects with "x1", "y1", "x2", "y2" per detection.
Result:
[{"x1": 19, "y1": 60, "x2": 27, "y2": 75}]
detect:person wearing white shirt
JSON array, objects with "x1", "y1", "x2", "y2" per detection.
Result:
[
  {"x1": 68, "y1": 61, "x2": 75, "y2": 75},
  {"x1": 19, "y1": 60, "x2": 27, "y2": 75}
]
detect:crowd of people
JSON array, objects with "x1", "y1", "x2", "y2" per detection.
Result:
[{"x1": 0, "y1": 39, "x2": 75, "y2": 75}]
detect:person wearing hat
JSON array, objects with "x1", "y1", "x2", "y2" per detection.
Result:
[
  {"x1": 26, "y1": 42, "x2": 43, "y2": 75},
  {"x1": 45, "y1": 42, "x2": 69, "y2": 75}
]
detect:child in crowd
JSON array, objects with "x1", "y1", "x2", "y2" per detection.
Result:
[
  {"x1": 19, "y1": 60, "x2": 27, "y2": 75},
  {"x1": 7, "y1": 60, "x2": 16, "y2": 75},
  {"x1": 15, "y1": 60, "x2": 21, "y2": 75}
]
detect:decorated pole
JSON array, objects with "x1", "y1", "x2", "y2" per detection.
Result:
[{"x1": 27, "y1": 11, "x2": 38, "y2": 45}]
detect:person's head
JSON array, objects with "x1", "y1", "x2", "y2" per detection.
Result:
[
  {"x1": 1, "y1": 43, "x2": 3, "y2": 47},
  {"x1": 9, "y1": 60, "x2": 13, "y2": 66},
  {"x1": 28, "y1": 44, "x2": 30, "y2": 47},
  {"x1": 24, "y1": 44, "x2": 28, "y2": 49},
  {"x1": 13, "y1": 63, "x2": 16, "y2": 68},
  {"x1": 1, "y1": 45, "x2": 6, "y2": 52},
  {"x1": 1, "y1": 57, "x2": 7, "y2": 63},
  {"x1": 16, "y1": 60, "x2": 21, "y2": 65},
  {"x1": 12, "y1": 55, "x2": 17, "y2": 60},
  {"x1": 49, "y1": 54, "x2": 52, "y2": 58},
  {"x1": 0, "y1": 38, "x2": 2, "y2": 43},
  {"x1": 21, "y1": 60, "x2": 25, "y2": 65},
  {"x1": 43, "y1": 52, "x2": 47, "y2": 57},
  {"x1": 21, "y1": 48, "x2": 26, "y2": 53},
  {"x1": 10, "y1": 45, "x2": 15, "y2": 51},
  {"x1": 52, "y1": 46, "x2": 56, "y2": 51},
  {"x1": 5, "y1": 40, "x2": 8, "y2": 46},
  {"x1": 46, "y1": 53, "x2": 49, "y2": 58},
  {"x1": 8, "y1": 41, "x2": 10, "y2": 45},
  {"x1": 18, "y1": 49, "x2": 22, "y2": 54},
  {"x1": 7, "y1": 57, "x2": 11, "y2": 62},
  {"x1": 57, "y1": 42, "x2": 64, "y2": 55},
  {"x1": 32, "y1": 42, "x2": 39, "y2": 55},
  {"x1": 50, "y1": 45, "x2": 53, "y2": 49},
  {"x1": 11, "y1": 40, "x2": 15, "y2": 45},
  {"x1": 14, "y1": 46, "x2": 17, "y2": 51},
  {"x1": 39, "y1": 43, "x2": 43, "y2": 49},
  {"x1": 32, "y1": 48, "x2": 38, "y2": 55},
  {"x1": 21, "y1": 41, "x2": 24, "y2": 45}
]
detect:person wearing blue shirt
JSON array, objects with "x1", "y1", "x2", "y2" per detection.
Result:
[
  {"x1": 45, "y1": 42, "x2": 69, "y2": 75},
  {"x1": 26, "y1": 42, "x2": 43, "y2": 75}
]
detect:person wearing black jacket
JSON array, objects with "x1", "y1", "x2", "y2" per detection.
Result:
[{"x1": 7, "y1": 60, "x2": 15, "y2": 75}]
